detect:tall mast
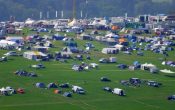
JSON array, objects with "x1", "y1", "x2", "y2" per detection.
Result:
[{"x1": 73, "y1": 0, "x2": 76, "y2": 19}]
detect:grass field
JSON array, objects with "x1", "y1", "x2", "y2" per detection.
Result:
[{"x1": 0, "y1": 32, "x2": 175, "y2": 110}]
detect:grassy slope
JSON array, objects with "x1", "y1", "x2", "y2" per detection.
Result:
[{"x1": 0, "y1": 31, "x2": 175, "y2": 110}]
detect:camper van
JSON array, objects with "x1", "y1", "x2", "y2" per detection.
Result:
[{"x1": 112, "y1": 88, "x2": 125, "y2": 96}]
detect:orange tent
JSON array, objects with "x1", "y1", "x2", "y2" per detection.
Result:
[
  {"x1": 111, "y1": 25, "x2": 119, "y2": 30},
  {"x1": 54, "y1": 90, "x2": 61, "y2": 94},
  {"x1": 119, "y1": 38, "x2": 127, "y2": 43}
]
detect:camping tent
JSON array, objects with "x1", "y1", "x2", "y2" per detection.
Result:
[
  {"x1": 61, "y1": 47, "x2": 73, "y2": 58},
  {"x1": 79, "y1": 33, "x2": 93, "y2": 40},
  {"x1": 54, "y1": 89, "x2": 61, "y2": 94},
  {"x1": 23, "y1": 51, "x2": 47, "y2": 61},
  {"x1": 36, "y1": 83, "x2": 45, "y2": 88},
  {"x1": 65, "y1": 38, "x2": 77, "y2": 47},
  {"x1": 105, "y1": 33, "x2": 119, "y2": 39},
  {"x1": 6, "y1": 37, "x2": 24, "y2": 44},
  {"x1": 68, "y1": 19, "x2": 80, "y2": 27},
  {"x1": 25, "y1": 18, "x2": 35, "y2": 25},
  {"x1": 160, "y1": 69, "x2": 175, "y2": 73},
  {"x1": 114, "y1": 44, "x2": 124, "y2": 51},
  {"x1": 32, "y1": 46, "x2": 49, "y2": 53},
  {"x1": 63, "y1": 92, "x2": 72, "y2": 97},
  {"x1": 0, "y1": 40, "x2": 17, "y2": 48},
  {"x1": 141, "y1": 63, "x2": 157, "y2": 70},
  {"x1": 47, "y1": 83, "x2": 57, "y2": 88}
]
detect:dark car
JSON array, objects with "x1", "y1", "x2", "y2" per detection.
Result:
[
  {"x1": 4, "y1": 51, "x2": 17, "y2": 56},
  {"x1": 103, "y1": 87, "x2": 112, "y2": 92},
  {"x1": 167, "y1": 95, "x2": 175, "y2": 100},
  {"x1": 147, "y1": 81, "x2": 161, "y2": 87},
  {"x1": 37, "y1": 64, "x2": 45, "y2": 68},
  {"x1": 100, "y1": 77, "x2": 111, "y2": 82},
  {"x1": 0, "y1": 56, "x2": 7, "y2": 62},
  {"x1": 99, "y1": 58, "x2": 108, "y2": 63}
]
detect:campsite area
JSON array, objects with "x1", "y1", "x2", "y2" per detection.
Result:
[{"x1": 0, "y1": 28, "x2": 175, "y2": 110}]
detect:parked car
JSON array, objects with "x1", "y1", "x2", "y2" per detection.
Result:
[
  {"x1": 167, "y1": 95, "x2": 175, "y2": 100},
  {"x1": 4, "y1": 51, "x2": 17, "y2": 56},
  {"x1": 0, "y1": 56, "x2": 7, "y2": 62},
  {"x1": 147, "y1": 81, "x2": 161, "y2": 87},
  {"x1": 17, "y1": 88, "x2": 24, "y2": 94},
  {"x1": 103, "y1": 87, "x2": 112, "y2": 92},
  {"x1": 100, "y1": 77, "x2": 111, "y2": 82},
  {"x1": 99, "y1": 58, "x2": 108, "y2": 63},
  {"x1": 31, "y1": 64, "x2": 45, "y2": 69}
]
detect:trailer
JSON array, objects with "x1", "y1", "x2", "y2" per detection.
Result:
[{"x1": 112, "y1": 88, "x2": 125, "y2": 96}]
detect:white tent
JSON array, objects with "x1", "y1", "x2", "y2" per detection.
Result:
[
  {"x1": 0, "y1": 40, "x2": 17, "y2": 48},
  {"x1": 141, "y1": 63, "x2": 156, "y2": 70},
  {"x1": 89, "y1": 18, "x2": 108, "y2": 26},
  {"x1": 61, "y1": 47, "x2": 73, "y2": 57},
  {"x1": 25, "y1": 18, "x2": 35, "y2": 25},
  {"x1": 23, "y1": 51, "x2": 47, "y2": 61},
  {"x1": 0, "y1": 87, "x2": 7, "y2": 92},
  {"x1": 105, "y1": 33, "x2": 116, "y2": 38},
  {"x1": 160, "y1": 69, "x2": 175, "y2": 74},
  {"x1": 120, "y1": 28, "x2": 126, "y2": 33},
  {"x1": 89, "y1": 63, "x2": 98, "y2": 68},
  {"x1": 114, "y1": 44, "x2": 124, "y2": 51},
  {"x1": 6, "y1": 37, "x2": 24, "y2": 43},
  {"x1": 68, "y1": 19, "x2": 79, "y2": 27}
]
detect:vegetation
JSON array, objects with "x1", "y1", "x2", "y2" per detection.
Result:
[{"x1": 0, "y1": 0, "x2": 175, "y2": 21}]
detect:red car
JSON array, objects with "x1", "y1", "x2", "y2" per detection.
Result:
[{"x1": 17, "y1": 88, "x2": 25, "y2": 94}]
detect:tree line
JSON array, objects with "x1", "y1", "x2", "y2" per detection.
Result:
[{"x1": 0, "y1": 0, "x2": 174, "y2": 21}]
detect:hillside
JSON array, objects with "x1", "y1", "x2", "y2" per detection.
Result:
[{"x1": 0, "y1": 0, "x2": 175, "y2": 21}]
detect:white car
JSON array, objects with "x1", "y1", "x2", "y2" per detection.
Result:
[{"x1": 4, "y1": 51, "x2": 17, "y2": 56}]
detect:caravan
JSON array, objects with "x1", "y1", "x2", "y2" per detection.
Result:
[{"x1": 112, "y1": 88, "x2": 125, "y2": 96}]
